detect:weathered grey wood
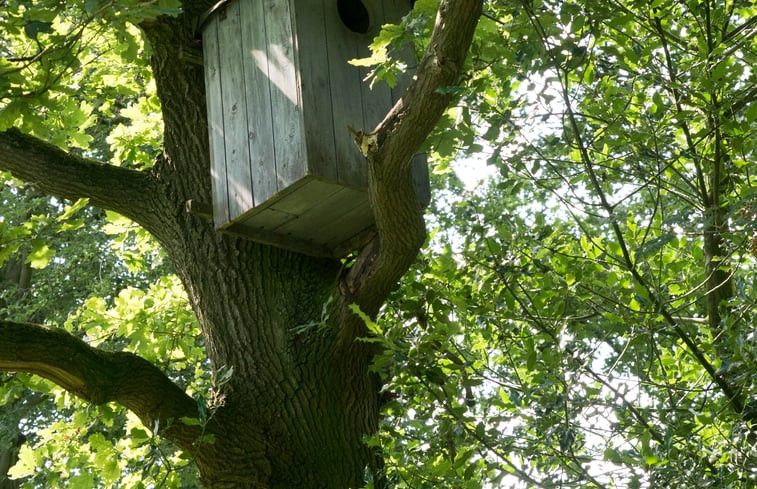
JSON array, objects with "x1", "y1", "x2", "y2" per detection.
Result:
[
  {"x1": 385, "y1": 0, "x2": 417, "y2": 105},
  {"x1": 330, "y1": 224, "x2": 376, "y2": 258},
  {"x1": 217, "y1": 1, "x2": 253, "y2": 221},
  {"x1": 223, "y1": 221, "x2": 333, "y2": 257},
  {"x1": 203, "y1": 17, "x2": 230, "y2": 225},
  {"x1": 294, "y1": 0, "x2": 337, "y2": 180},
  {"x1": 240, "y1": 0, "x2": 277, "y2": 206},
  {"x1": 318, "y1": 196, "x2": 373, "y2": 247},
  {"x1": 202, "y1": 0, "x2": 420, "y2": 257},
  {"x1": 359, "y1": 1, "x2": 394, "y2": 134},
  {"x1": 263, "y1": 0, "x2": 305, "y2": 191},
  {"x1": 323, "y1": 0, "x2": 366, "y2": 187},
  {"x1": 275, "y1": 186, "x2": 365, "y2": 241},
  {"x1": 382, "y1": 0, "x2": 430, "y2": 210},
  {"x1": 270, "y1": 178, "x2": 342, "y2": 216},
  {"x1": 239, "y1": 206, "x2": 296, "y2": 231},
  {"x1": 412, "y1": 153, "x2": 431, "y2": 207}
]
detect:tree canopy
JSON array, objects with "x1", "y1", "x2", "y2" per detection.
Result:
[{"x1": 1, "y1": 0, "x2": 756, "y2": 488}]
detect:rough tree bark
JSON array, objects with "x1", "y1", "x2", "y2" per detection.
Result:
[
  {"x1": 0, "y1": 1, "x2": 483, "y2": 487},
  {"x1": 0, "y1": 421, "x2": 23, "y2": 489}
]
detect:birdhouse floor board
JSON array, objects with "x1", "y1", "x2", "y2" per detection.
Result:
[
  {"x1": 275, "y1": 187, "x2": 362, "y2": 237},
  {"x1": 316, "y1": 198, "x2": 373, "y2": 245},
  {"x1": 218, "y1": 176, "x2": 373, "y2": 257},
  {"x1": 223, "y1": 221, "x2": 333, "y2": 258},
  {"x1": 269, "y1": 178, "x2": 343, "y2": 216},
  {"x1": 242, "y1": 207, "x2": 296, "y2": 231}
]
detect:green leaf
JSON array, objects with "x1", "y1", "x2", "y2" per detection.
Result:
[
  {"x1": 7, "y1": 444, "x2": 37, "y2": 479},
  {"x1": 745, "y1": 102, "x2": 757, "y2": 123},
  {"x1": 69, "y1": 473, "x2": 96, "y2": 489},
  {"x1": 57, "y1": 198, "x2": 90, "y2": 221},
  {"x1": 23, "y1": 20, "x2": 53, "y2": 40},
  {"x1": 180, "y1": 416, "x2": 202, "y2": 426},
  {"x1": 635, "y1": 233, "x2": 674, "y2": 258},
  {"x1": 27, "y1": 239, "x2": 55, "y2": 269},
  {"x1": 349, "y1": 303, "x2": 382, "y2": 335}
]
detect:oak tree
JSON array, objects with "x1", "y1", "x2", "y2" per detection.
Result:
[{"x1": 0, "y1": 0, "x2": 482, "y2": 487}]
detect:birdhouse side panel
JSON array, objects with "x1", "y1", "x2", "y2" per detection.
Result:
[
  {"x1": 292, "y1": 0, "x2": 338, "y2": 182},
  {"x1": 381, "y1": 0, "x2": 429, "y2": 209},
  {"x1": 322, "y1": 0, "x2": 369, "y2": 188},
  {"x1": 239, "y1": 0, "x2": 277, "y2": 207},
  {"x1": 215, "y1": 1, "x2": 254, "y2": 223},
  {"x1": 203, "y1": 16, "x2": 231, "y2": 227},
  {"x1": 356, "y1": 2, "x2": 397, "y2": 135},
  {"x1": 388, "y1": 0, "x2": 417, "y2": 103},
  {"x1": 261, "y1": 0, "x2": 307, "y2": 192}
]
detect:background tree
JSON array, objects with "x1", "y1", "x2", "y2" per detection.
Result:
[{"x1": 369, "y1": 0, "x2": 756, "y2": 487}]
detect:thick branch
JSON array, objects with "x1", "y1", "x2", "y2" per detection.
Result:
[
  {"x1": 344, "y1": 0, "x2": 483, "y2": 319},
  {"x1": 0, "y1": 320, "x2": 202, "y2": 449},
  {"x1": 0, "y1": 128, "x2": 160, "y2": 231}
]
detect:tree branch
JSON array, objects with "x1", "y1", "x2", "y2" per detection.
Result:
[
  {"x1": 0, "y1": 128, "x2": 161, "y2": 232},
  {"x1": 553, "y1": 60, "x2": 746, "y2": 416},
  {"x1": 342, "y1": 0, "x2": 483, "y2": 322},
  {"x1": 0, "y1": 320, "x2": 203, "y2": 449}
]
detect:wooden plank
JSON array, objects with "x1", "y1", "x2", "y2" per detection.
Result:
[
  {"x1": 318, "y1": 192, "x2": 373, "y2": 247},
  {"x1": 217, "y1": 1, "x2": 254, "y2": 221},
  {"x1": 276, "y1": 186, "x2": 365, "y2": 244},
  {"x1": 381, "y1": 0, "x2": 412, "y2": 28},
  {"x1": 359, "y1": 1, "x2": 394, "y2": 138},
  {"x1": 203, "y1": 16, "x2": 231, "y2": 227},
  {"x1": 263, "y1": 0, "x2": 306, "y2": 191},
  {"x1": 223, "y1": 221, "x2": 333, "y2": 257},
  {"x1": 412, "y1": 153, "x2": 431, "y2": 207},
  {"x1": 330, "y1": 224, "x2": 376, "y2": 258},
  {"x1": 382, "y1": 0, "x2": 429, "y2": 210},
  {"x1": 384, "y1": 0, "x2": 416, "y2": 105},
  {"x1": 270, "y1": 178, "x2": 342, "y2": 216},
  {"x1": 240, "y1": 0, "x2": 277, "y2": 206},
  {"x1": 324, "y1": 0, "x2": 367, "y2": 187},
  {"x1": 239, "y1": 206, "x2": 296, "y2": 231},
  {"x1": 294, "y1": 0, "x2": 338, "y2": 181}
]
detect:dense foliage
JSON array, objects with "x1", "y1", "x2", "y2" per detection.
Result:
[
  {"x1": 1, "y1": 0, "x2": 755, "y2": 488},
  {"x1": 370, "y1": 1, "x2": 757, "y2": 487}
]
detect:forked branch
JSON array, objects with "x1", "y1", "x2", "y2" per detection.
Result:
[{"x1": 343, "y1": 0, "x2": 483, "y2": 322}]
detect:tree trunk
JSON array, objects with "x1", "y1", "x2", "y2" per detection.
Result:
[
  {"x1": 131, "y1": 12, "x2": 383, "y2": 486},
  {"x1": 703, "y1": 110, "x2": 733, "y2": 348},
  {"x1": 107, "y1": 19, "x2": 363, "y2": 489},
  {"x1": 0, "y1": 431, "x2": 24, "y2": 489},
  {"x1": 166, "y1": 235, "x2": 379, "y2": 488}
]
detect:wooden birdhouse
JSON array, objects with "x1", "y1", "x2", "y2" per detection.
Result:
[{"x1": 201, "y1": 0, "x2": 426, "y2": 257}]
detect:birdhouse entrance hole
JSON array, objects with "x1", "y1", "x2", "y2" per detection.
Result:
[{"x1": 338, "y1": 0, "x2": 370, "y2": 33}]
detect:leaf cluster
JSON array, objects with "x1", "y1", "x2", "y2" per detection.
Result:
[{"x1": 369, "y1": 0, "x2": 757, "y2": 487}]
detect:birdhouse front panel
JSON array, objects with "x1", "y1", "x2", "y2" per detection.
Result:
[{"x1": 203, "y1": 0, "x2": 418, "y2": 257}]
